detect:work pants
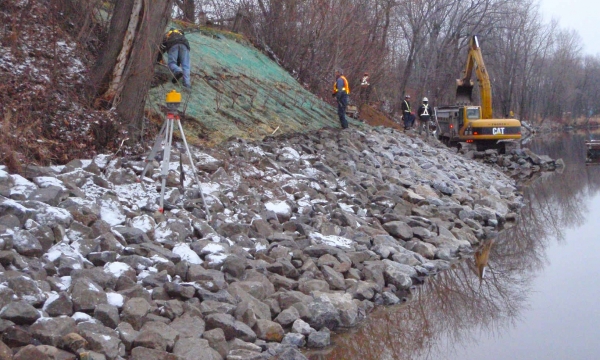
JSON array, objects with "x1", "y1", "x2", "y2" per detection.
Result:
[
  {"x1": 419, "y1": 116, "x2": 431, "y2": 137},
  {"x1": 168, "y1": 44, "x2": 191, "y2": 87},
  {"x1": 403, "y1": 112, "x2": 413, "y2": 130},
  {"x1": 337, "y1": 92, "x2": 349, "y2": 129}
]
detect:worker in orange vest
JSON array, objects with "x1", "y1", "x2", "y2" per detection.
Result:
[{"x1": 333, "y1": 70, "x2": 350, "y2": 129}]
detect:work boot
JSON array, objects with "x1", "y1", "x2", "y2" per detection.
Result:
[{"x1": 172, "y1": 72, "x2": 183, "y2": 84}]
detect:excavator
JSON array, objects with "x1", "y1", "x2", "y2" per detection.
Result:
[{"x1": 436, "y1": 35, "x2": 521, "y2": 152}]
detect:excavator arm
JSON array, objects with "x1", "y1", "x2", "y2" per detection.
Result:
[{"x1": 456, "y1": 35, "x2": 493, "y2": 119}]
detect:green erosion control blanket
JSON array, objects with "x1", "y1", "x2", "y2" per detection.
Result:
[{"x1": 149, "y1": 29, "x2": 342, "y2": 146}]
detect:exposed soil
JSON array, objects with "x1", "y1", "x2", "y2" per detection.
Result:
[{"x1": 359, "y1": 104, "x2": 402, "y2": 130}]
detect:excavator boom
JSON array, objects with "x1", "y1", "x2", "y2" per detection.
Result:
[{"x1": 456, "y1": 36, "x2": 493, "y2": 119}]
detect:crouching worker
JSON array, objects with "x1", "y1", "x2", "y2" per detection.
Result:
[{"x1": 158, "y1": 28, "x2": 191, "y2": 88}]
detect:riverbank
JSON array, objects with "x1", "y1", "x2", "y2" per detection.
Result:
[
  {"x1": 310, "y1": 132, "x2": 600, "y2": 360},
  {"x1": 0, "y1": 127, "x2": 560, "y2": 359}
]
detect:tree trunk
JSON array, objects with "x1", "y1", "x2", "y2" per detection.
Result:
[
  {"x1": 175, "y1": 0, "x2": 195, "y2": 22},
  {"x1": 87, "y1": 0, "x2": 173, "y2": 135},
  {"x1": 184, "y1": 0, "x2": 195, "y2": 23}
]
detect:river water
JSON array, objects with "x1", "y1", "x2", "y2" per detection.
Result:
[{"x1": 308, "y1": 132, "x2": 600, "y2": 360}]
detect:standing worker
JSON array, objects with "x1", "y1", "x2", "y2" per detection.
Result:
[
  {"x1": 333, "y1": 70, "x2": 350, "y2": 129},
  {"x1": 417, "y1": 97, "x2": 433, "y2": 137},
  {"x1": 159, "y1": 28, "x2": 191, "y2": 88},
  {"x1": 402, "y1": 95, "x2": 412, "y2": 131},
  {"x1": 360, "y1": 72, "x2": 371, "y2": 105}
]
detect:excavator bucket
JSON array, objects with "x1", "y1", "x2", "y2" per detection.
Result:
[{"x1": 456, "y1": 81, "x2": 473, "y2": 105}]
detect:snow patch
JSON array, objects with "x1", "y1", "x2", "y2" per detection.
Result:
[
  {"x1": 98, "y1": 197, "x2": 126, "y2": 226},
  {"x1": 172, "y1": 243, "x2": 202, "y2": 265},
  {"x1": 107, "y1": 292, "x2": 124, "y2": 308},
  {"x1": 278, "y1": 147, "x2": 300, "y2": 161},
  {"x1": 338, "y1": 203, "x2": 355, "y2": 213},
  {"x1": 9, "y1": 174, "x2": 37, "y2": 198},
  {"x1": 130, "y1": 215, "x2": 155, "y2": 234},
  {"x1": 104, "y1": 262, "x2": 133, "y2": 278},
  {"x1": 93, "y1": 154, "x2": 112, "y2": 169},
  {"x1": 72, "y1": 312, "x2": 95, "y2": 323},
  {"x1": 33, "y1": 176, "x2": 67, "y2": 190},
  {"x1": 42, "y1": 292, "x2": 60, "y2": 311},
  {"x1": 265, "y1": 200, "x2": 291, "y2": 215},
  {"x1": 202, "y1": 242, "x2": 226, "y2": 254},
  {"x1": 309, "y1": 232, "x2": 355, "y2": 249},
  {"x1": 206, "y1": 253, "x2": 228, "y2": 266}
]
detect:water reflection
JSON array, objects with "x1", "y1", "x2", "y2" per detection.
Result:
[
  {"x1": 311, "y1": 132, "x2": 600, "y2": 360},
  {"x1": 585, "y1": 140, "x2": 600, "y2": 165}
]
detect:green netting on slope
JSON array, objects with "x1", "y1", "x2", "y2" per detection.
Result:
[{"x1": 148, "y1": 29, "x2": 352, "y2": 146}]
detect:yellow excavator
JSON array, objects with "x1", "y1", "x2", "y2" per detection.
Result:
[{"x1": 436, "y1": 35, "x2": 521, "y2": 152}]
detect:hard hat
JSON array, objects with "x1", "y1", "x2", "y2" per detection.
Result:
[
  {"x1": 405, "y1": 95, "x2": 410, "y2": 99},
  {"x1": 423, "y1": 97, "x2": 428, "y2": 102}
]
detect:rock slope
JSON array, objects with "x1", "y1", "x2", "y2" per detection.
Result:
[{"x1": 0, "y1": 127, "x2": 559, "y2": 359}]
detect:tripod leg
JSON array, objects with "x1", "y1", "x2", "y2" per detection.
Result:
[
  {"x1": 158, "y1": 116, "x2": 175, "y2": 213},
  {"x1": 139, "y1": 120, "x2": 168, "y2": 184},
  {"x1": 176, "y1": 118, "x2": 211, "y2": 221}
]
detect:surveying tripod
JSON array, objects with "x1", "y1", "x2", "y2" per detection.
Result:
[{"x1": 138, "y1": 90, "x2": 211, "y2": 220}]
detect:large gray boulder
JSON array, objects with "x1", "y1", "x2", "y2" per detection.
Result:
[
  {"x1": 29, "y1": 317, "x2": 77, "y2": 347},
  {"x1": 205, "y1": 313, "x2": 257, "y2": 342},
  {"x1": 305, "y1": 296, "x2": 340, "y2": 331},
  {"x1": 70, "y1": 278, "x2": 108, "y2": 312},
  {"x1": 77, "y1": 322, "x2": 124, "y2": 359},
  {"x1": 382, "y1": 221, "x2": 413, "y2": 240},
  {"x1": 253, "y1": 319, "x2": 284, "y2": 342},
  {"x1": 129, "y1": 347, "x2": 180, "y2": 360},
  {"x1": 169, "y1": 314, "x2": 205, "y2": 339},
  {"x1": 139, "y1": 321, "x2": 180, "y2": 351},
  {"x1": 120, "y1": 297, "x2": 151, "y2": 331},
  {"x1": 173, "y1": 338, "x2": 222, "y2": 360},
  {"x1": 11, "y1": 229, "x2": 43, "y2": 257},
  {"x1": 0, "y1": 301, "x2": 40, "y2": 325},
  {"x1": 312, "y1": 292, "x2": 359, "y2": 328}
]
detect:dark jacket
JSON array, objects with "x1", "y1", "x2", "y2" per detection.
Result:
[
  {"x1": 157, "y1": 29, "x2": 190, "y2": 62},
  {"x1": 162, "y1": 29, "x2": 190, "y2": 52},
  {"x1": 418, "y1": 104, "x2": 432, "y2": 120},
  {"x1": 401, "y1": 99, "x2": 411, "y2": 114}
]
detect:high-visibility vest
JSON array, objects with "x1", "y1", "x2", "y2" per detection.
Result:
[
  {"x1": 166, "y1": 29, "x2": 184, "y2": 39},
  {"x1": 333, "y1": 76, "x2": 350, "y2": 94},
  {"x1": 403, "y1": 100, "x2": 411, "y2": 112}
]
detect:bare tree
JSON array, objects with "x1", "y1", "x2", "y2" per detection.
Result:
[
  {"x1": 87, "y1": 0, "x2": 173, "y2": 134},
  {"x1": 201, "y1": 0, "x2": 600, "y2": 124},
  {"x1": 174, "y1": 0, "x2": 197, "y2": 22}
]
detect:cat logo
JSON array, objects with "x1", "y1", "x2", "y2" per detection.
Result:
[{"x1": 492, "y1": 127, "x2": 505, "y2": 135}]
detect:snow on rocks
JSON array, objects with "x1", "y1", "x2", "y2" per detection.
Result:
[
  {"x1": 172, "y1": 243, "x2": 202, "y2": 265},
  {"x1": 0, "y1": 126, "x2": 560, "y2": 359}
]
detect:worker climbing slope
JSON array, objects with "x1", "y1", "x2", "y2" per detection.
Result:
[{"x1": 159, "y1": 28, "x2": 192, "y2": 88}]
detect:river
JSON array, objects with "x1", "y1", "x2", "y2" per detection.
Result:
[{"x1": 307, "y1": 132, "x2": 600, "y2": 360}]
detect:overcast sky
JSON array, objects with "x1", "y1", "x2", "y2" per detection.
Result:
[{"x1": 539, "y1": 0, "x2": 600, "y2": 55}]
